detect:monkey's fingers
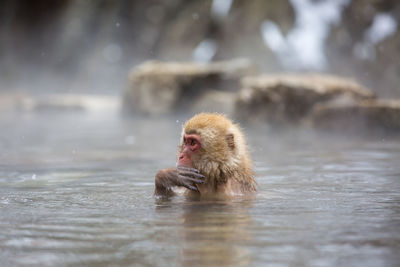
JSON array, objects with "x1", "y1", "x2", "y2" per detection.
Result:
[
  {"x1": 178, "y1": 170, "x2": 205, "y2": 179},
  {"x1": 185, "y1": 184, "x2": 199, "y2": 191},
  {"x1": 178, "y1": 175, "x2": 204, "y2": 185},
  {"x1": 177, "y1": 166, "x2": 200, "y2": 173},
  {"x1": 179, "y1": 179, "x2": 199, "y2": 191}
]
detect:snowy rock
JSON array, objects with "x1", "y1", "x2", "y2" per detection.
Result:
[
  {"x1": 192, "y1": 90, "x2": 236, "y2": 114},
  {"x1": 234, "y1": 73, "x2": 375, "y2": 124},
  {"x1": 123, "y1": 59, "x2": 257, "y2": 115},
  {"x1": 0, "y1": 93, "x2": 119, "y2": 113},
  {"x1": 307, "y1": 99, "x2": 400, "y2": 135},
  {"x1": 0, "y1": 93, "x2": 34, "y2": 112}
]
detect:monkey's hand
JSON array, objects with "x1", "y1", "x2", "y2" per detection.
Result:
[
  {"x1": 177, "y1": 166, "x2": 205, "y2": 191},
  {"x1": 155, "y1": 167, "x2": 204, "y2": 197}
]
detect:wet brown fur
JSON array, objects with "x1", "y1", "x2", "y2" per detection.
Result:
[{"x1": 179, "y1": 113, "x2": 256, "y2": 195}]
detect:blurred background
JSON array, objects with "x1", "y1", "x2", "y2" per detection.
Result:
[{"x1": 1, "y1": 0, "x2": 399, "y2": 97}]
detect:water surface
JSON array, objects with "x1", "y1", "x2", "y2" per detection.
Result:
[{"x1": 0, "y1": 112, "x2": 399, "y2": 266}]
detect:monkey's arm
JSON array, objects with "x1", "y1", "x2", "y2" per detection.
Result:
[{"x1": 154, "y1": 167, "x2": 204, "y2": 197}]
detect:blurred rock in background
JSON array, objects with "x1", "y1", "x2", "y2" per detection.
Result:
[
  {"x1": 123, "y1": 59, "x2": 257, "y2": 115},
  {"x1": 0, "y1": 93, "x2": 119, "y2": 113},
  {"x1": 307, "y1": 99, "x2": 400, "y2": 135},
  {"x1": 234, "y1": 73, "x2": 375, "y2": 125}
]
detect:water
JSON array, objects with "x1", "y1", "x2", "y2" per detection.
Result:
[{"x1": 0, "y1": 112, "x2": 399, "y2": 266}]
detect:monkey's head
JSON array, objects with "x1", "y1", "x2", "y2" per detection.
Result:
[{"x1": 177, "y1": 113, "x2": 249, "y2": 175}]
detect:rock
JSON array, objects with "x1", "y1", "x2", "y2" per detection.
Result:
[
  {"x1": 31, "y1": 95, "x2": 120, "y2": 113},
  {"x1": 0, "y1": 93, "x2": 35, "y2": 112},
  {"x1": 192, "y1": 90, "x2": 236, "y2": 114},
  {"x1": 0, "y1": 93, "x2": 120, "y2": 113},
  {"x1": 234, "y1": 73, "x2": 375, "y2": 124},
  {"x1": 123, "y1": 59, "x2": 257, "y2": 115},
  {"x1": 307, "y1": 99, "x2": 400, "y2": 135},
  {"x1": 32, "y1": 96, "x2": 86, "y2": 112}
]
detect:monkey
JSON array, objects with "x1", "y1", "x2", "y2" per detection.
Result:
[{"x1": 155, "y1": 113, "x2": 256, "y2": 198}]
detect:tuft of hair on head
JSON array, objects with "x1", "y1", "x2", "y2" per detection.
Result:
[{"x1": 184, "y1": 113, "x2": 230, "y2": 133}]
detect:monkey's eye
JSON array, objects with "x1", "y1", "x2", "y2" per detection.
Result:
[{"x1": 190, "y1": 139, "x2": 196, "y2": 146}]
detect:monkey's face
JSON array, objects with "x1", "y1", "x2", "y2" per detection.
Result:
[{"x1": 177, "y1": 133, "x2": 201, "y2": 168}]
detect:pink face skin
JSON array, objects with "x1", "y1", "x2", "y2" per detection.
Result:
[{"x1": 177, "y1": 134, "x2": 201, "y2": 167}]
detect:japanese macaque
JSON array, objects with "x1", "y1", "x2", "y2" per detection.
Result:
[{"x1": 155, "y1": 113, "x2": 256, "y2": 198}]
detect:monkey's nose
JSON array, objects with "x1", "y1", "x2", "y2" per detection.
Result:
[{"x1": 178, "y1": 153, "x2": 184, "y2": 160}]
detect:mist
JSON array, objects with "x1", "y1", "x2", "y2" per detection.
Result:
[{"x1": 1, "y1": 0, "x2": 399, "y2": 97}]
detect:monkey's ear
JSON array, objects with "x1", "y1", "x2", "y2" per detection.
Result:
[{"x1": 226, "y1": 133, "x2": 235, "y2": 150}]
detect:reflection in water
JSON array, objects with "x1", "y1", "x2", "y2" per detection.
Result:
[
  {"x1": 180, "y1": 200, "x2": 252, "y2": 266},
  {"x1": 155, "y1": 198, "x2": 254, "y2": 266}
]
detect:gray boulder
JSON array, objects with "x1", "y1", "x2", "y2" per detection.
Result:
[
  {"x1": 123, "y1": 59, "x2": 257, "y2": 115},
  {"x1": 234, "y1": 73, "x2": 375, "y2": 124},
  {"x1": 0, "y1": 93, "x2": 119, "y2": 113},
  {"x1": 307, "y1": 99, "x2": 400, "y2": 135}
]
